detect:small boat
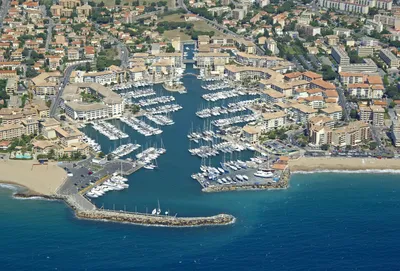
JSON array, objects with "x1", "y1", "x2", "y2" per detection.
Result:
[
  {"x1": 151, "y1": 208, "x2": 157, "y2": 215},
  {"x1": 242, "y1": 175, "x2": 249, "y2": 181}
]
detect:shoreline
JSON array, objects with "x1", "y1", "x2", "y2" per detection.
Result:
[{"x1": 289, "y1": 157, "x2": 400, "y2": 172}]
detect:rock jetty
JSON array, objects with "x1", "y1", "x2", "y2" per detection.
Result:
[{"x1": 76, "y1": 210, "x2": 236, "y2": 227}]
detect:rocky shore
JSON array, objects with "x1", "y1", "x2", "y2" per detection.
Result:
[
  {"x1": 75, "y1": 210, "x2": 236, "y2": 227},
  {"x1": 162, "y1": 82, "x2": 186, "y2": 92}
]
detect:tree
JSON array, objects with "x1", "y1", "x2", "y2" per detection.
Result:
[
  {"x1": 369, "y1": 142, "x2": 378, "y2": 150},
  {"x1": 165, "y1": 44, "x2": 175, "y2": 53},
  {"x1": 350, "y1": 109, "x2": 358, "y2": 119},
  {"x1": 321, "y1": 144, "x2": 330, "y2": 151}
]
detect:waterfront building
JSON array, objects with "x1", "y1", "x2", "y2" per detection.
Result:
[
  {"x1": 225, "y1": 65, "x2": 283, "y2": 81},
  {"x1": 260, "y1": 88, "x2": 285, "y2": 103},
  {"x1": 379, "y1": 48, "x2": 399, "y2": 68},
  {"x1": 391, "y1": 119, "x2": 400, "y2": 146},
  {"x1": 308, "y1": 115, "x2": 335, "y2": 146},
  {"x1": 62, "y1": 83, "x2": 124, "y2": 121},
  {"x1": 196, "y1": 52, "x2": 230, "y2": 71},
  {"x1": 308, "y1": 117, "x2": 370, "y2": 147},
  {"x1": 331, "y1": 121, "x2": 370, "y2": 147},
  {"x1": 128, "y1": 66, "x2": 148, "y2": 82},
  {"x1": 61, "y1": 142, "x2": 90, "y2": 157},
  {"x1": 331, "y1": 46, "x2": 350, "y2": 65},
  {"x1": 262, "y1": 111, "x2": 286, "y2": 129},
  {"x1": 54, "y1": 125, "x2": 83, "y2": 147},
  {"x1": 242, "y1": 124, "x2": 263, "y2": 144},
  {"x1": 0, "y1": 124, "x2": 25, "y2": 140}
]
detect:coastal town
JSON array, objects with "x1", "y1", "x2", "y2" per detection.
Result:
[{"x1": 1, "y1": 0, "x2": 400, "y2": 226}]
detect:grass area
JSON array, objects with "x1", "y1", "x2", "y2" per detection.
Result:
[
  {"x1": 157, "y1": 13, "x2": 185, "y2": 23},
  {"x1": 162, "y1": 29, "x2": 191, "y2": 41},
  {"x1": 103, "y1": 48, "x2": 118, "y2": 59},
  {"x1": 158, "y1": 13, "x2": 224, "y2": 39}
]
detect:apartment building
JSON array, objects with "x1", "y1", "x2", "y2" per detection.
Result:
[
  {"x1": 331, "y1": 46, "x2": 350, "y2": 65},
  {"x1": 374, "y1": 14, "x2": 400, "y2": 30},
  {"x1": 318, "y1": 0, "x2": 392, "y2": 14},
  {"x1": 339, "y1": 72, "x2": 365, "y2": 85},
  {"x1": 391, "y1": 119, "x2": 400, "y2": 147},
  {"x1": 357, "y1": 46, "x2": 374, "y2": 57},
  {"x1": 295, "y1": 23, "x2": 321, "y2": 36},
  {"x1": 309, "y1": 117, "x2": 370, "y2": 147},
  {"x1": 235, "y1": 52, "x2": 288, "y2": 68},
  {"x1": 262, "y1": 111, "x2": 286, "y2": 129},
  {"x1": 379, "y1": 48, "x2": 399, "y2": 68},
  {"x1": 321, "y1": 105, "x2": 343, "y2": 121},
  {"x1": 338, "y1": 58, "x2": 378, "y2": 73},
  {"x1": 290, "y1": 103, "x2": 317, "y2": 123},
  {"x1": 196, "y1": 52, "x2": 230, "y2": 70},
  {"x1": 62, "y1": 83, "x2": 124, "y2": 121}
]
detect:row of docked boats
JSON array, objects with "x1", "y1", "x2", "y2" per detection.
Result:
[
  {"x1": 86, "y1": 174, "x2": 129, "y2": 198},
  {"x1": 82, "y1": 135, "x2": 101, "y2": 152},
  {"x1": 120, "y1": 88, "x2": 156, "y2": 99},
  {"x1": 111, "y1": 143, "x2": 141, "y2": 158},
  {"x1": 112, "y1": 82, "x2": 153, "y2": 91},
  {"x1": 202, "y1": 90, "x2": 247, "y2": 102},
  {"x1": 136, "y1": 96, "x2": 175, "y2": 107},
  {"x1": 188, "y1": 141, "x2": 248, "y2": 158},
  {"x1": 212, "y1": 114, "x2": 256, "y2": 127},
  {"x1": 201, "y1": 82, "x2": 231, "y2": 91},
  {"x1": 195, "y1": 104, "x2": 248, "y2": 118},
  {"x1": 187, "y1": 130, "x2": 219, "y2": 143},
  {"x1": 92, "y1": 121, "x2": 129, "y2": 140},
  {"x1": 120, "y1": 116, "x2": 162, "y2": 136},
  {"x1": 216, "y1": 175, "x2": 249, "y2": 185},
  {"x1": 144, "y1": 114, "x2": 174, "y2": 126},
  {"x1": 136, "y1": 147, "x2": 166, "y2": 169},
  {"x1": 145, "y1": 104, "x2": 183, "y2": 115}
]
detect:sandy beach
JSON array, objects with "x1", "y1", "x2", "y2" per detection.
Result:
[
  {"x1": 0, "y1": 160, "x2": 66, "y2": 195},
  {"x1": 289, "y1": 157, "x2": 400, "y2": 172}
]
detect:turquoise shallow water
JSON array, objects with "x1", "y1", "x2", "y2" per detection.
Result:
[{"x1": 1, "y1": 173, "x2": 400, "y2": 270}]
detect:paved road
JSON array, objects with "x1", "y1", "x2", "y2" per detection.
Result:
[
  {"x1": 49, "y1": 63, "x2": 82, "y2": 117},
  {"x1": 0, "y1": 0, "x2": 11, "y2": 27},
  {"x1": 336, "y1": 84, "x2": 350, "y2": 121},
  {"x1": 39, "y1": 5, "x2": 54, "y2": 51}
]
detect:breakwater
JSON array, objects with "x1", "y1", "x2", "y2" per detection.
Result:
[
  {"x1": 75, "y1": 210, "x2": 235, "y2": 227},
  {"x1": 61, "y1": 194, "x2": 236, "y2": 227}
]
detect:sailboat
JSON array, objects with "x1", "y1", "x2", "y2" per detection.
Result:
[
  {"x1": 156, "y1": 200, "x2": 161, "y2": 215},
  {"x1": 151, "y1": 208, "x2": 157, "y2": 215}
]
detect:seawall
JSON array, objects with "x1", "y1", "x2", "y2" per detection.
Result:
[{"x1": 75, "y1": 210, "x2": 235, "y2": 227}]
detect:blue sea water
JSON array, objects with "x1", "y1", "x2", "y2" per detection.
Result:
[
  {"x1": 1, "y1": 51, "x2": 400, "y2": 269},
  {"x1": 2, "y1": 173, "x2": 400, "y2": 270}
]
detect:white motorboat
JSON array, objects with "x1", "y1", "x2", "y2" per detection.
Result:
[{"x1": 254, "y1": 170, "x2": 274, "y2": 178}]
